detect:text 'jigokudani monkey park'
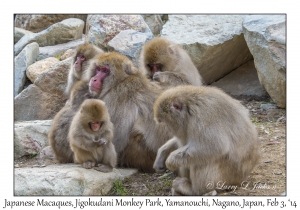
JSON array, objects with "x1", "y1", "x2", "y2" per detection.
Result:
[{"x1": 14, "y1": 15, "x2": 286, "y2": 197}]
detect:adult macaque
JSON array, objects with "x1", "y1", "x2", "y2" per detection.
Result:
[
  {"x1": 153, "y1": 86, "x2": 260, "y2": 195},
  {"x1": 139, "y1": 37, "x2": 203, "y2": 88},
  {"x1": 69, "y1": 99, "x2": 117, "y2": 172},
  {"x1": 48, "y1": 81, "x2": 90, "y2": 163},
  {"x1": 84, "y1": 52, "x2": 173, "y2": 172},
  {"x1": 65, "y1": 43, "x2": 104, "y2": 96}
]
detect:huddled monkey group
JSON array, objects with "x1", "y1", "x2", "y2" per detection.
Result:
[{"x1": 48, "y1": 37, "x2": 260, "y2": 195}]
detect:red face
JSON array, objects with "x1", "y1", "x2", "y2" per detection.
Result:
[
  {"x1": 89, "y1": 121, "x2": 102, "y2": 131},
  {"x1": 74, "y1": 54, "x2": 86, "y2": 72},
  {"x1": 89, "y1": 65, "x2": 110, "y2": 94},
  {"x1": 147, "y1": 63, "x2": 163, "y2": 78}
]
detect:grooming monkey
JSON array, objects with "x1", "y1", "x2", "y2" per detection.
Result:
[
  {"x1": 48, "y1": 81, "x2": 90, "y2": 163},
  {"x1": 65, "y1": 43, "x2": 104, "y2": 96},
  {"x1": 139, "y1": 37, "x2": 203, "y2": 89},
  {"x1": 84, "y1": 52, "x2": 173, "y2": 172},
  {"x1": 153, "y1": 86, "x2": 260, "y2": 195},
  {"x1": 69, "y1": 99, "x2": 117, "y2": 172}
]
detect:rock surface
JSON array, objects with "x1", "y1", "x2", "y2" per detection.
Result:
[
  {"x1": 161, "y1": 15, "x2": 253, "y2": 84},
  {"x1": 38, "y1": 37, "x2": 84, "y2": 60},
  {"x1": 15, "y1": 164, "x2": 137, "y2": 196},
  {"x1": 15, "y1": 14, "x2": 87, "y2": 33},
  {"x1": 14, "y1": 84, "x2": 67, "y2": 121},
  {"x1": 15, "y1": 18, "x2": 84, "y2": 56},
  {"x1": 26, "y1": 57, "x2": 59, "y2": 83},
  {"x1": 243, "y1": 15, "x2": 286, "y2": 108},
  {"x1": 212, "y1": 60, "x2": 268, "y2": 98},
  {"x1": 14, "y1": 120, "x2": 52, "y2": 158},
  {"x1": 34, "y1": 58, "x2": 71, "y2": 95},
  {"x1": 142, "y1": 15, "x2": 164, "y2": 35},
  {"x1": 14, "y1": 27, "x2": 33, "y2": 44},
  {"x1": 60, "y1": 49, "x2": 75, "y2": 61},
  {"x1": 14, "y1": 42, "x2": 39, "y2": 97},
  {"x1": 87, "y1": 15, "x2": 151, "y2": 49},
  {"x1": 108, "y1": 29, "x2": 153, "y2": 66}
]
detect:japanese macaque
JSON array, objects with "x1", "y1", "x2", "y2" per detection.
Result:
[
  {"x1": 153, "y1": 86, "x2": 260, "y2": 195},
  {"x1": 48, "y1": 81, "x2": 90, "y2": 163},
  {"x1": 69, "y1": 99, "x2": 117, "y2": 172},
  {"x1": 83, "y1": 52, "x2": 173, "y2": 172},
  {"x1": 139, "y1": 37, "x2": 203, "y2": 89},
  {"x1": 65, "y1": 43, "x2": 104, "y2": 96}
]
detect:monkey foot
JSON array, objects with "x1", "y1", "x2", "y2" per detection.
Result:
[
  {"x1": 82, "y1": 161, "x2": 96, "y2": 169},
  {"x1": 94, "y1": 164, "x2": 113, "y2": 173}
]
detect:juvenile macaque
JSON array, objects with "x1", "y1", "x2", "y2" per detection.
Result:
[
  {"x1": 65, "y1": 43, "x2": 104, "y2": 96},
  {"x1": 69, "y1": 99, "x2": 117, "y2": 172},
  {"x1": 48, "y1": 81, "x2": 90, "y2": 163},
  {"x1": 84, "y1": 52, "x2": 173, "y2": 172},
  {"x1": 139, "y1": 37, "x2": 203, "y2": 88},
  {"x1": 153, "y1": 86, "x2": 260, "y2": 195}
]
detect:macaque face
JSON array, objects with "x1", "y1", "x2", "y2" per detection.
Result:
[
  {"x1": 147, "y1": 63, "x2": 163, "y2": 78},
  {"x1": 89, "y1": 65, "x2": 111, "y2": 94},
  {"x1": 74, "y1": 54, "x2": 86, "y2": 72},
  {"x1": 89, "y1": 121, "x2": 103, "y2": 132}
]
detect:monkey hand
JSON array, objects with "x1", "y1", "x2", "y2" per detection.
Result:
[
  {"x1": 165, "y1": 154, "x2": 180, "y2": 171},
  {"x1": 93, "y1": 138, "x2": 107, "y2": 146},
  {"x1": 82, "y1": 161, "x2": 96, "y2": 169},
  {"x1": 153, "y1": 72, "x2": 166, "y2": 83}
]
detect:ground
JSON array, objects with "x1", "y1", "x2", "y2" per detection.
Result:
[{"x1": 14, "y1": 96, "x2": 286, "y2": 196}]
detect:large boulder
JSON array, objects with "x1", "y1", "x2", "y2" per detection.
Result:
[
  {"x1": 212, "y1": 60, "x2": 268, "y2": 98},
  {"x1": 108, "y1": 29, "x2": 153, "y2": 66},
  {"x1": 14, "y1": 42, "x2": 39, "y2": 97},
  {"x1": 15, "y1": 14, "x2": 87, "y2": 33},
  {"x1": 14, "y1": 120, "x2": 52, "y2": 159},
  {"x1": 15, "y1": 18, "x2": 84, "y2": 56},
  {"x1": 14, "y1": 27, "x2": 33, "y2": 44},
  {"x1": 142, "y1": 15, "x2": 164, "y2": 35},
  {"x1": 86, "y1": 15, "x2": 151, "y2": 49},
  {"x1": 161, "y1": 15, "x2": 253, "y2": 84},
  {"x1": 38, "y1": 37, "x2": 84, "y2": 60},
  {"x1": 243, "y1": 15, "x2": 286, "y2": 108},
  {"x1": 26, "y1": 57, "x2": 59, "y2": 83},
  {"x1": 15, "y1": 164, "x2": 137, "y2": 195},
  {"x1": 14, "y1": 85, "x2": 67, "y2": 121}
]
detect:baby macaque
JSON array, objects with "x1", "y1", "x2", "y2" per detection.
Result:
[
  {"x1": 68, "y1": 99, "x2": 117, "y2": 172},
  {"x1": 153, "y1": 85, "x2": 260, "y2": 195}
]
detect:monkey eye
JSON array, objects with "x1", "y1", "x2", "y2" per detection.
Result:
[
  {"x1": 100, "y1": 66, "x2": 110, "y2": 74},
  {"x1": 147, "y1": 64, "x2": 154, "y2": 70},
  {"x1": 95, "y1": 66, "x2": 101, "y2": 73},
  {"x1": 78, "y1": 54, "x2": 85, "y2": 60}
]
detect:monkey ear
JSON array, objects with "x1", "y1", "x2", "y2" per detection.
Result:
[
  {"x1": 122, "y1": 61, "x2": 137, "y2": 75},
  {"x1": 170, "y1": 100, "x2": 182, "y2": 112},
  {"x1": 168, "y1": 45, "x2": 175, "y2": 55}
]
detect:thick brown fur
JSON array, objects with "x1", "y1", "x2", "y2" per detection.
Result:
[
  {"x1": 139, "y1": 37, "x2": 203, "y2": 89},
  {"x1": 65, "y1": 43, "x2": 104, "y2": 96},
  {"x1": 69, "y1": 99, "x2": 117, "y2": 172},
  {"x1": 153, "y1": 86, "x2": 260, "y2": 195},
  {"x1": 48, "y1": 81, "x2": 90, "y2": 163},
  {"x1": 84, "y1": 52, "x2": 173, "y2": 172}
]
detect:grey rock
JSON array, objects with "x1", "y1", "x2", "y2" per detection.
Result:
[
  {"x1": 142, "y1": 15, "x2": 164, "y2": 35},
  {"x1": 14, "y1": 164, "x2": 137, "y2": 195},
  {"x1": 26, "y1": 57, "x2": 59, "y2": 83},
  {"x1": 14, "y1": 27, "x2": 33, "y2": 44},
  {"x1": 15, "y1": 14, "x2": 87, "y2": 33},
  {"x1": 161, "y1": 15, "x2": 253, "y2": 84},
  {"x1": 243, "y1": 15, "x2": 286, "y2": 108},
  {"x1": 261, "y1": 103, "x2": 277, "y2": 111},
  {"x1": 14, "y1": 42, "x2": 39, "y2": 97},
  {"x1": 38, "y1": 37, "x2": 84, "y2": 60},
  {"x1": 87, "y1": 14, "x2": 151, "y2": 49},
  {"x1": 14, "y1": 84, "x2": 67, "y2": 121},
  {"x1": 15, "y1": 18, "x2": 84, "y2": 56},
  {"x1": 108, "y1": 29, "x2": 153, "y2": 66},
  {"x1": 34, "y1": 58, "x2": 72, "y2": 95},
  {"x1": 14, "y1": 120, "x2": 52, "y2": 158},
  {"x1": 212, "y1": 60, "x2": 268, "y2": 97}
]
